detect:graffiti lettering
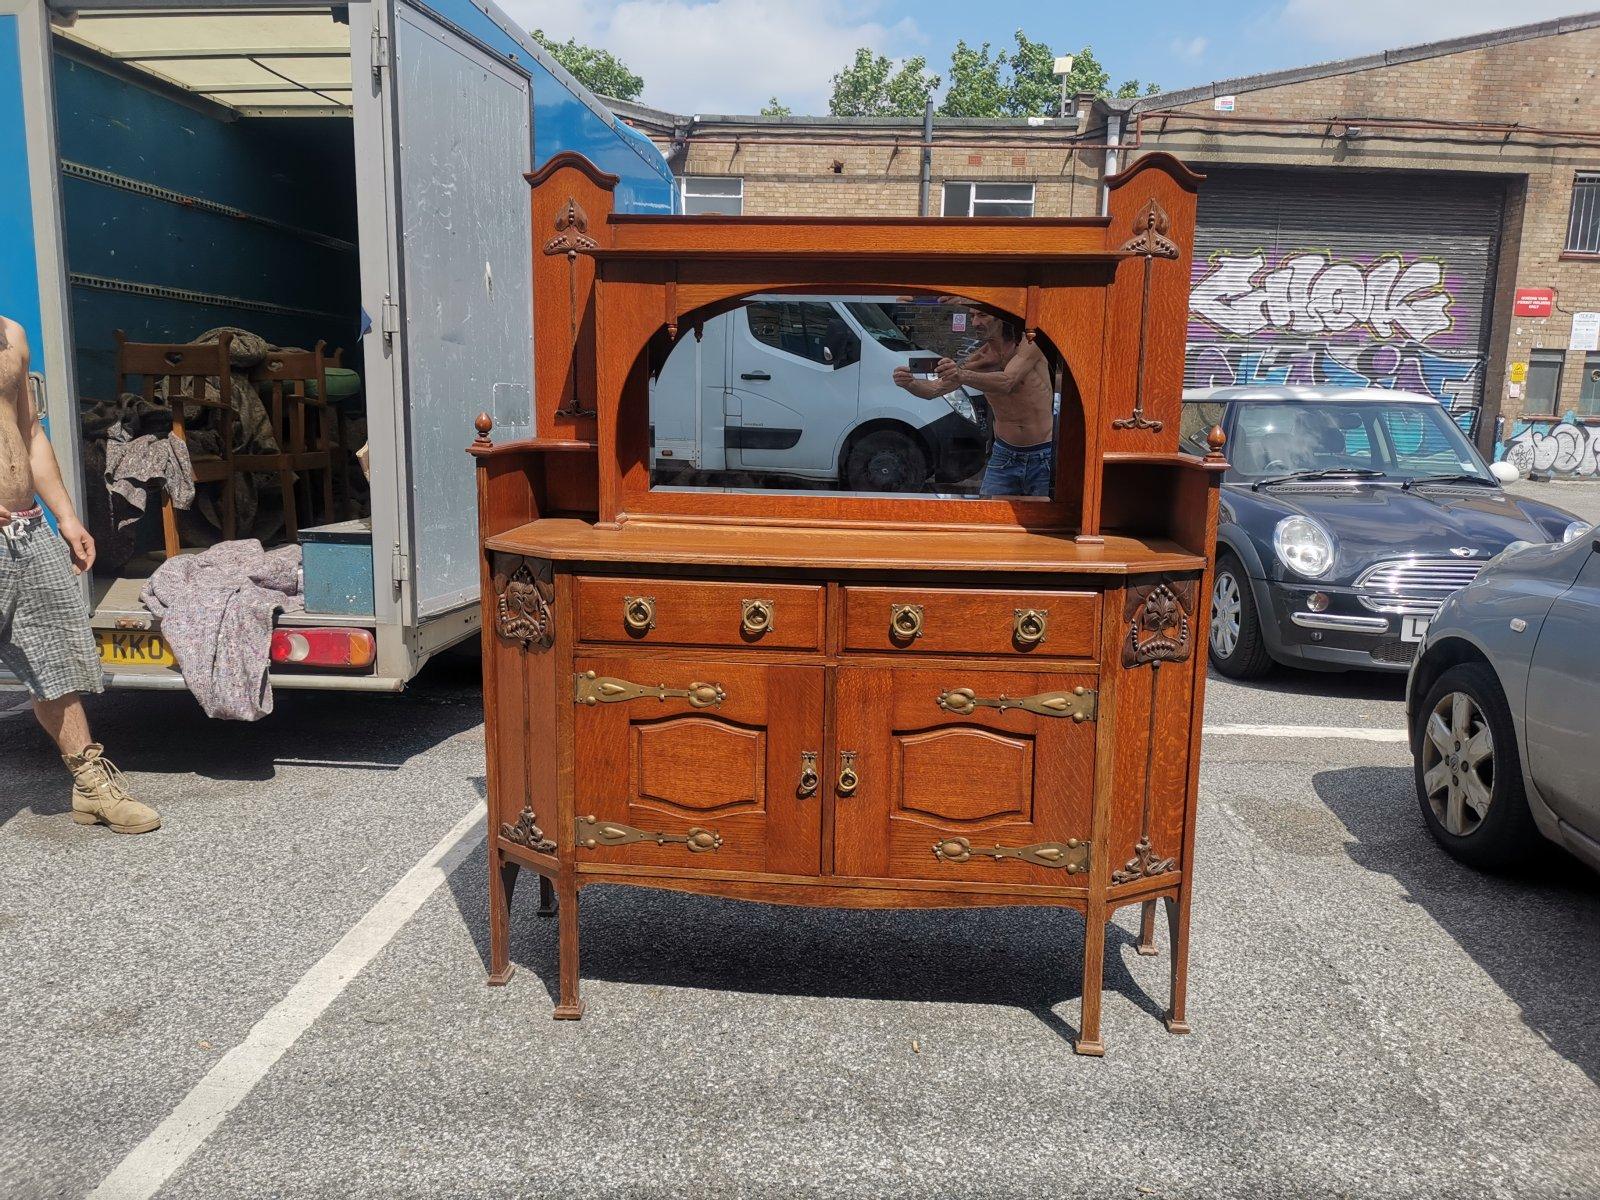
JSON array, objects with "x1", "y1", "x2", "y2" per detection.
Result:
[
  {"x1": 1191, "y1": 252, "x2": 1453, "y2": 342},
  {"x1": 1189, "y1": 340, "x2": 1482, "y2": 412},
  {"x1": 1501, "y1": 419, "x2": 1600, "y2": 478}
]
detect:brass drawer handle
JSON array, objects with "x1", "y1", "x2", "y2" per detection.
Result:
[
  {"x1": 837, "y1": 750, "x2": 859, "y2": 795},
  {"x1": 622, "y1": 595, "x2": 656, "y2": 633},
  {"x1": 936, "y1": 685, "x2": 1097, "y2": 721},
  {"x1": 577, "y1": 815, "x2": 722, "y2": 853},
  {"x1": 932, "y1": 836, "x2": 1089, "y2": 873},
  {"x1": 741, "y1": 597, "x2": 775, "y2": 637},
  {"x1": 889, "y1": 603, "x2": 924, "y2": 641},
  {"x1": 1014, "y1": 608, "x2": 1048, "y2": 647},
  {"x1": 798, "y1": 750, "x2": 819, "y2": 797}
]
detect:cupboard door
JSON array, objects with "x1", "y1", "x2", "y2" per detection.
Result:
[
  {"x1": 572, "y1": 656, "x2": 824, "y2": 874},
  {"x1": 832, "y1": 666, "x2": 1097, "y2": 885}
]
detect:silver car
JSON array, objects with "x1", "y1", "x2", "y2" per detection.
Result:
[{"x1": 1406, "y1": 528, "x2": 1600, "y2": 872}]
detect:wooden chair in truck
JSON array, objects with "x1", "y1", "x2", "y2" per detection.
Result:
[{"x1": 240, "y1": 341, "x2": 345, "y2": 540}]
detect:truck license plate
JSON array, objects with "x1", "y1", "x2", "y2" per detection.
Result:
[
  {"x1": 1400, "y1": 616, "x2": 1430, "y2": 643},
  {"x1": 97, "y1": 631, "x2": 175, "y2": 667}
]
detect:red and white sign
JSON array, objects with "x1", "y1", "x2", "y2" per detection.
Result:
[{"x1": 1514, "y1": 287, "x2": 1555, "y2": 318}]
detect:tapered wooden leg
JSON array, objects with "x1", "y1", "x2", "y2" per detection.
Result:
[
  {"x1": 1163, "y1": 894, "x2": 1192, "y2": 1035},
  {"x1": 1136, "y1": 899, "x2": 1159, "y2": 956},
  {"x1": 486, "y1": 848, "x2": 519, "y2": 987},
  {"x1": 1075, "y1": 902, "x2": 1106, "y2": 1056},
  {"x1": 537, "y1": 873, "x2": 556, "y2": 917},
  {"x1": 553, "y1": 876, "x2": 584, "y2": 1019}
]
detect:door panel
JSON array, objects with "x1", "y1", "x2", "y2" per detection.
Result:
[
  {"x1": 1526, "y1": 547, "x2": 1600, "y2": 838},
  {"x1": 730, "y1": 301, "x2": 858, "y2": 474},
  {"x1": 833, "y1": 666, "x2": 1098, "y2": 885},
  {"x1": 573, "y1": 656, "x2": 824, "y2": 873},
  {"x1": 390, "y1": 1, "x2": 533, "y2": 617}
]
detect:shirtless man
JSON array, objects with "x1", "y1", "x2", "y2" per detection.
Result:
[
  {"x1": 891, "y1": 313, "x2": 1055, "y2": 496},
  {"x1": 1, "y1": 315, "x2": 160, "y2": 832}
]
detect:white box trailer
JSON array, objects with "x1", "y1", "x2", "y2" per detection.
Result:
[{"x1": 0, "y1": 0, "x2": 673, "y2": 696}]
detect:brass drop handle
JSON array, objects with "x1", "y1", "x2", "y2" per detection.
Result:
[
  {"x1": 889, "y1": 603, "x2": 924, "y2": 641},
  {"x1": 798, "y1": 751, "x2": 819, "y2": 797},
  {"x1": 1014, "y1": 607, "x2": 1048, "y2": 647},
  {"x1": 741, "y1": 597, "x2": 775, "y2": 637},
  {"x1": 837, "y1": 750, "x2": 860, "y2": 795},
  {"x1": 623, "y1": 595, "x2": 656, "y2": 633}
]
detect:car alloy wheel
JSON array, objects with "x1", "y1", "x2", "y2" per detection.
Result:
[
  {"x1": 1420, "y1": 691, "x2": 1495, "y2": 836},
  {"x1": 1211, "y1": 571, "x2": 1242, "y2": 659}
]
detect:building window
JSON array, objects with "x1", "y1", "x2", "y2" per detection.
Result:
[
  {"x1": 681, "y1": 176, "x2": 742, "y2": 215},
  {"x1": 1524, "y1": 349, "x2": 1566, "y2": 416},
  {"x1": 1566, "y1": 172, "x2": 1600, "y2": 254},
  {"x1": 1580, "y1": 352, "x2": 1600, "y2": 416},
  {"x1": 942, "y1": 181, "x2": 1035, "y2": 218}
]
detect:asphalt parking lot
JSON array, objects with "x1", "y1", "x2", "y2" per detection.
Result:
[{"x1": 4, "y1": 483, "x2": 1599, "y2": 1200}]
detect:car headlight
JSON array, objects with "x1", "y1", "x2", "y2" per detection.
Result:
[
  {"x1": 1561, "y1": 519, "x2": 1591, "y2": 544},
  {"x1": 944, "y1": 389, "x2": 980, "y2": 426},
  {"x1": 1273, "y1": 515, "x2": 1336, "y2": 578}
]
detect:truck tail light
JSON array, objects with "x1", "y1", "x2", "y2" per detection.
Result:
[{"x1": 269, "y1": 627, "x2": 376, "y2": 669}]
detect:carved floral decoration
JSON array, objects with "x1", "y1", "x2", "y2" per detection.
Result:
[
  {"x1": 500, "y1": 804, "x2": 557, "y2": 854},
  {"x1": 1122, "y1": 579, "x2": 1195, "y2": 667},
  {"x1": 496, "y1": 557, "x2": 555, "y2": 651},
  {"x1": 543, "y1": 196, "x2": 597, "y2": 256}
]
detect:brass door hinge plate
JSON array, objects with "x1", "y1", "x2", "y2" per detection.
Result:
[
  {"x1": 573, "y1": 671, "x2": 726, "y2": 708},
  {"x1": 936, "y1": 686, "x2": 1097, "y2": 721},
  {"x1": 576, "y1": 815, "x2": 722, "y2": 854},
  {"x1": 933, "y1": 836, "x2": 1090, "y2": 873}
]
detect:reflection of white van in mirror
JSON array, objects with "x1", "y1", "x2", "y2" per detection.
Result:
[{"x1": 650, "y1": 297, "x2": 989, "y2": 492}]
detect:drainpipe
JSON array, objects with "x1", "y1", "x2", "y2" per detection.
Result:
[
  {"x1": 1102, "y1": 110, "x2": 1122, "y2": 217},
  {"x1": 918, "y1": 98, "x2": 934, "y2": 216}
]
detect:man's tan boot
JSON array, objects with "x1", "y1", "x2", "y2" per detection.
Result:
[{"x1": 64, "y1": 744, "x2": 161, "y2": 834}]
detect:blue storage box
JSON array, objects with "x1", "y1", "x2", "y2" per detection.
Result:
[{"x1": 299, "y1": 518, "x2": 375, "y2": 616}]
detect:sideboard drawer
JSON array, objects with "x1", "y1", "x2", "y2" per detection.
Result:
[
  {"x1": 577, "y1": 576, "x2": 826, "y2": 650},
  {"x1": 841, "y1": 586, "x2": 1099, "y2": 658}
]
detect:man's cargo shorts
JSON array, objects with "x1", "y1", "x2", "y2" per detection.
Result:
[{"x1": 0, "y1": 508, "x2": 104, "y2": 701}]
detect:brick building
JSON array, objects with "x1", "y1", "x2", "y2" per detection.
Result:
[{"x1": 612, "y1": 13, "x2": 1600, "y2": 474}]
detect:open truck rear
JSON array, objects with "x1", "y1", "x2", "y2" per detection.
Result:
[{"x1": 0, "y1": 0, "x2": 672, "y2": 696}]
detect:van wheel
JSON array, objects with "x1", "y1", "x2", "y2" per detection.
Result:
[{"x1": 843, "y1": 429, "x2": 927, "y2": 492}]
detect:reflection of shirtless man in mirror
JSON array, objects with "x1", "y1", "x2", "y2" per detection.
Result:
[{"x1": 891, "y1": 312, "x2": 1055, "y2": 496}]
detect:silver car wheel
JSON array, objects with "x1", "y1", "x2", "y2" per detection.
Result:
[
  {"x1": 1211, "y1": 571, "x2": 1242, "y2": 658},
  {"x1": 1421, "y1": 691, "x2": 1495, "y2": 837}
]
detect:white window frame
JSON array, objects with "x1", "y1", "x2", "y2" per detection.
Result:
[
  {"x1": 681, "y1": 175, "x2": 743, "y2": 215},
  {"x1": 941, "y1": 181, "x2": 1036, "y2": 218}
]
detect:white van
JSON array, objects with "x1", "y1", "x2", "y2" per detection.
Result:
[{"x1": 650, "y1": 297, "x2": 989, "y2": 491}]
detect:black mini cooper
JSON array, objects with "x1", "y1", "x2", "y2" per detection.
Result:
[{"x1": 1179, "y1": 387, "x2": 1588, "y2": 678}]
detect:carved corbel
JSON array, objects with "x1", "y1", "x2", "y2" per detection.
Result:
[{"x1": 493, "y1": 555, "x2": 555, "y2": 651}]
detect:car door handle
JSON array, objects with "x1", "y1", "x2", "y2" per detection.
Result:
[{"x1": 740, "y1": 371, "x2": 771, "y2": 381}]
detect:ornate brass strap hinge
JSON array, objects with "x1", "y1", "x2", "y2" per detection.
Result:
[
  {"x1": 936, "y1": 685, "x2": 1097, "y2": 722},
  {"x1": 576, "y1": 815, "x2": 722, "y2": 853},
  {"x1": 572, "y1": 670, "x2": 726, "y2": 708},
  {"x1": 933, "y1": 836, "x2": 1090, "y2": 874}
]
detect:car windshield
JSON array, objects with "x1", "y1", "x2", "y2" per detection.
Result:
[
  {"x1": 1218, "y1": 400, "x2": 1491, "y2": 484},
  {"x1": 844, "y1": 302, "x2": 917, "y2": 352}
]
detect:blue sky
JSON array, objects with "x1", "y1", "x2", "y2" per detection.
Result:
[{"x1": 500, "y1": 0, "x2": 1600, "y2": 114}]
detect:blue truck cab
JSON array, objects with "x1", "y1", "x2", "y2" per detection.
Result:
[{"x1": 0, "y1": 0, "x2": 672, "y2": 696}]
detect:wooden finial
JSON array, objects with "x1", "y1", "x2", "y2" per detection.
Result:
[
  {"x1": 1205, "y1": 423, "x2": 1227, "y2": 461},
  {"x1": 474, "y1": 412, "x2": 494, "y2": 446}
]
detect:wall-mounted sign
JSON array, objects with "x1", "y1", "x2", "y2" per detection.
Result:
[
  {"x1": 1514, "y1": 287, "x2": 1555, "y2": 318},
  {"x1": 1570, "y1": 310, "x2": 1600, "y2": 352},
  {"x1": 1214, "y1": 95, "x2": 1235, "y2": 112},
  {"x1": 1509, "y1": 361, "x2": 1528, "y2": 384}
]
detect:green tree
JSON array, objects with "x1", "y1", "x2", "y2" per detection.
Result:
[
  {"x1": 829, "y1": 48, "x2": 939, "y2": 117},
  {"x1": 939, "y1": 40, "x2": 1006, "y2": 117},
  {"x1": 760, "y1": 97, "x2": 792, "y2": 117},
  {"x1": 531, "y1": 29, "x2": 643, "y2": 101},
  {"x1": 1003, "y1": 29, "x2": 1058, "y2": 117}
]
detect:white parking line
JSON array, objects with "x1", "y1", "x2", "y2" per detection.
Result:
[
  {"x1": 1205, "y1": 723, "x2": 1409, "y2": 743},
  {"x1": 89, "y1": 802, "x2": 487, "y2": 1200}
]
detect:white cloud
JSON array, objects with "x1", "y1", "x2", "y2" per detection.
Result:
[
  {"x1": 1277, "y1": 0, "x2": 1595, "y2": 51},
  {"x1": 1169, "y1": 35, "x2": 1208, "y2": 62},
  {"x1": 499, "y1": 0, "x2": 920, "y2": 114}
]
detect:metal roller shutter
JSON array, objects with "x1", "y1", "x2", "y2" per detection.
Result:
[{"x1": 1186, "y1": 167, "x2": 1505, "y2": 428}]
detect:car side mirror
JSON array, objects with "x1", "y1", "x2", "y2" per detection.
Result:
[
  {"x1": 832, "y1": 334, "x2": 861, "y2": 370},
  {"x1": 1490, "y1": 461, "x2": 1520, "y2": 484}
]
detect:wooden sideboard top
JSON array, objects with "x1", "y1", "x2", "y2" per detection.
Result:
[{"x1": 485, "y1": 518, "x2": 1205, "y2": 575}]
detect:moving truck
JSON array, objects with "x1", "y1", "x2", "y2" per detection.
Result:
[{"x1": 0, "y1": 0, "x2": 673, "y2": 695}]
